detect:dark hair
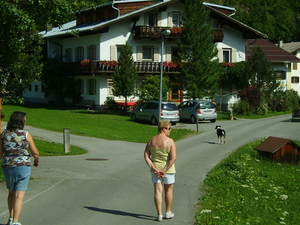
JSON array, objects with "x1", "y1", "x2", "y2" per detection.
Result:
[{"x1": 6, "y1": 111, "x2": 27, "y2": 131}]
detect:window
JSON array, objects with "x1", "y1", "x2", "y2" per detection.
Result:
[
  {"x1": 222, "y1": 49, "x2": 231, "y2": 62},
  {"x1": 76, "y1": 79, "x2": 84, "y2": 94},
  {"x1": 275, "y1": 70, "x2": 286, "y2": 80},
  {"x1": 28, "y1": 85, "x2": 32, "y2": 92},
  {"x1": 172, "y1": 13, "x2": 180, "y2": 26},
  {"x1": 293, "y1": 63, "x2": 298, "y2": 70},
  {"x1": 65, "y1": 48, "x2": 72, "y2": 62},
  {"x1": 171, "y1": 47, "x2": 179, "y2": 61},
  {"x1": 148, "y1": 12, "x2": 157, "y2": 26},
  {"x1": 34, "y1": 85, "x2": 38, "y2": 92},
  {"x1": 87, "y1": 79, "x2": 96, "y2": 95},
  {"x1": 87, "y1": 45, "x2": 96, "y2": 60},
  {"x1": 143, "y1": 46, "x2": 153, "y2": 61},
  {"x1": 75, "y1": 46, "x2": 84, "y2": 61},
  {"x1": 117, "y1": 46, "x2": 123, "y2": 60},
  {"x1": 291, "y1": 76, "x2": 299, "y2": 83},
  {"x1": 107, "y1": 79, "x2": 114, "y2": 96}
]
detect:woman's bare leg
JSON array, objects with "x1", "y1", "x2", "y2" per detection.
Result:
[{"x1": 153, "y1": 183, "x2": 163, "y2": 216}]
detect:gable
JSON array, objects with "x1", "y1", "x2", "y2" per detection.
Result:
[{"x1": 246, "y1": 39, "x2": 300, "y2": 63}]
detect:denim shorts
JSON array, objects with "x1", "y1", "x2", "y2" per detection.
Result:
[
  {"x1": 3, "y1": 166, "x2": 31, "y2": 191},
  {"x1": 151, "y1": 172, "x2": 175, "y2": 184}
]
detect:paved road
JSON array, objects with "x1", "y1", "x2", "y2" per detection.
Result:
[{"x1": 0, "y1": 114, "x2": 299, "y2": 225}]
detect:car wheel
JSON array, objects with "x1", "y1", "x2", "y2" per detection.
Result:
[
  {"x1": 131, "y1": 114, "x2": 137, "y2": 122},
  {"x1": 190, "y1": 115, "x2": 197, "y2": 124},
  {"x1": 210, "y1": 119, "x2": 216, "y2": 123},
  {"x1": 151, "y1": 116, "x2": 158, "y2": 125}
]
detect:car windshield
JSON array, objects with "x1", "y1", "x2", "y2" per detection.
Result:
[
  {"x1": 199, "y1": 102, "x2": 215, "y2": 109},
  {"x1": 162, "y1": 103, "x2": 178, "y2": 110}
]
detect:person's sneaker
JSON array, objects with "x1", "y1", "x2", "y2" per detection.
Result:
[
  {"x1": 12, "y1": 222, "x2": 22, "y2": 225},
  {"x1": 156, "y1": 215, "x2": 163, "y2": 222},
  {"x1": 6, "y1": 218, "x2": 13, "y2": 225},
  {"x1": 165, "y1": 211, "x2": 175, "y2": 219}
]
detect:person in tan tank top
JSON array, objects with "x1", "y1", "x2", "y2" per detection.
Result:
[{"x1": 144, "y1": 120, "x2": 177, "y2": 222}]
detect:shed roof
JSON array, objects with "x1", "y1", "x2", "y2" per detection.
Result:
[
  {"x1": 254, "y1": 136, "x2": 299, "y2": 153},
  {"x1": 246, "y1": 39, "x2": 300, "y2": 63},
  {"x1": 281, "y1": 42, "x2": 300, "y2": 54}
]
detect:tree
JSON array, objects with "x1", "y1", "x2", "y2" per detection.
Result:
[
  {"x1": 177, "y1": 0, "x2": 221, "y2": 100},
  {"x1": 0, "y1": 0, "x2": 106, "y2": 102},
  {"x1": 137, "y1": 75, "x2": 172, "y2": 101},
  {"x1": 247, "y1": 46, "x2": 279, "y2": 99},
  {"x1": 112, "y1": 42, "x2": 137, "y2": 109}
]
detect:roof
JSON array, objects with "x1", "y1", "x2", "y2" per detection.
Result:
[
  {"x1": 254, "y1": 136, "x2": 299, "y2": 153},
  {"x1": 246, "y1": 39, "x2": 300, "y2": 63},
  {"x1": 40, "y1": 0, "x2": 267, "y2": 39},
  {"x1": 281, "y1": 42, "x2": 300, "y2": 54}
]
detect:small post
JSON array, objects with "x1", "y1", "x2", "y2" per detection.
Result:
[
  {"x1": 63, "y1": 128, "x2": 70, "y2": 153},
  {"x1": 196, "y1": 118, "x2": 199, "y2": 132}
]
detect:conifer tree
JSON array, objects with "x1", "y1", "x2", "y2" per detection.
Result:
[
  {"x1": 112, "y1": 42, "x2": 137, "y2": 109},
  {"x1": 177, "y1": 0, "x2": 221, "y2": 100},
  {"x1": 247, "y1": 46, "x2": 279, "y2": 99}
]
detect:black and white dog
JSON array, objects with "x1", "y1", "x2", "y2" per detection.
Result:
[{"x1": 215, "y1": 125, "x2": 226, "y2": 144}]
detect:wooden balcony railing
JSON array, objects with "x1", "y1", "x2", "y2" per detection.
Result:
[
  {"x1": 133, "y1": 26, "x2": 224, "y2": 42},
  {"x1": 63, "y1": 61, "x2": 181, "y2": 75}
]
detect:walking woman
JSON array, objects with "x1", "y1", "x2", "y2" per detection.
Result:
[
  {"x1": 0, "y1": 111, "x2": 40, "y2": 225},
  {"x1": 144, "y1": 120, "x2": 177, "y2": 222}
]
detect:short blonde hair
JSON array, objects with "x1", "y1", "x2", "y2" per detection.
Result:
[{"x1": 158, "y1": 120, "x2": 171, "y2": 132}]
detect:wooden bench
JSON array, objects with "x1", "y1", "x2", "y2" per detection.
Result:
[{"x1": 76, "y1": 99, "x2": 95, "y2": 110}]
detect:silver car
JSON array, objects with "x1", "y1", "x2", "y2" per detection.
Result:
[
  {"x1": 130, "y1": 101, "x2": 180, "y2": 125},
  {"x1": 178, "y1": 100, "x2": 217, "y2": 123}
]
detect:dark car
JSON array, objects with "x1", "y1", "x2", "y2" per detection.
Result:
[
  {"x1": 178, "y1": 100, "x2": 217, "y2": 123},
  {"x1": 130, "y1": 101, "x2": 180, "y2": 125}
]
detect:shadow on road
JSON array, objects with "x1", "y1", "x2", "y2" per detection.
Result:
[{"x1": 84, "y1": 206, "x2": 156, "y2": 221}]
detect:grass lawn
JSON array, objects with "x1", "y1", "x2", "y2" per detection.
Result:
[
  {"x1": 1, "y1": 103, "x2": 195, "y2": 143},
  {"x1": 196, "y1": 139, "x2": 300, "y2": 224}
]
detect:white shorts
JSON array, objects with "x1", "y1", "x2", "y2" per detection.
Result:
[{"x1": 151, "y1": 172, "x2": 175, "y2": 184}]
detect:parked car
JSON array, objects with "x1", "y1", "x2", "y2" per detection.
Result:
[
  {"x1": 130, "y1": 101, "x2": 180, "y2": 125},
  {"x1": 178, "y1": 100, "x2": 217, "y2": 123}
]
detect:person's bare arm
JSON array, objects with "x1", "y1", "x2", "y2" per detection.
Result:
[
  {"x1": 162, "y1": 138, "x2": 177, "y2": 173},
  {"x1": 27, "y1": 132, "x2": 40, "y2": 166},
  {"x1": 144, "y1": 142, "x2": 159, "y2": 174}
]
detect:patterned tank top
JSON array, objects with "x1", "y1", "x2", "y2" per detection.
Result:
[{"x1": 1, "y1": 129, "x2": 32, "y2": 168}]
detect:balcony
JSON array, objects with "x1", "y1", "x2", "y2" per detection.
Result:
[
  {"x1": 63, "y1": 61, "x2": 181, "y2": 75},
  {"x1": 133, "y1": 26, "x2": 223, "y2": 42}
]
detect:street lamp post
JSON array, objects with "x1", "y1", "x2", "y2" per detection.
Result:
[{"x1": 158, "y1": 29, "x2": 171, "y2": 122}]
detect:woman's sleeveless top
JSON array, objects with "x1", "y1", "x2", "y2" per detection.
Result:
[
  {"x1": 1, "y1": 129, "x2": 31, "y2": 168},
  {"x1": 149, "y1": 139, "x2": 176, "y2": 174}
]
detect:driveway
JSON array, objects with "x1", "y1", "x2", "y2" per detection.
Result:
[{"x1": 0, "y1": 114, "x2": 298, "y2": 225}]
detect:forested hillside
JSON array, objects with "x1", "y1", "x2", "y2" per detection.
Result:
[{"x1": 207, "y1": 0, "x2": 300, "y2": 43}]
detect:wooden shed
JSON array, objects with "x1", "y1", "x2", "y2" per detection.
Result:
[{"x1": 254, "y1": 136, "x2": 300, "y2": 164}]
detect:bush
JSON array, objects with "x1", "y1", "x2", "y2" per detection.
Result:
[
  {"x1": 233, "y1": 100, "x2": 251, "y2": 115},
  {"x1": 103, "y1": 97, "x2": 120, "y2": 114}
]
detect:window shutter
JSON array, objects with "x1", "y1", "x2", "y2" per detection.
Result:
[
  {"x1": 110, "y1": 45, "x2": 117, "y2": 60},
  {"x1": 144, "y1": 13, "x2": 149, "y2": 26},
  {"x1": 217, "y1": 48, "x2": 222, "y2": 62},
  {"x1": 167, "y1": 12, "x2": 172, "y2": 27},
  {"x1": 166, "y1": 47, "x2": 172, "y2": 61},
  {"x1": 157, "y1": 12, "x2": 162, "y2": 26},
  {"x1": 154, "y1": 46, "x2": 159, "y2": 61},
  {"x1": 137, "y1": 46, "x2": 142, "y2": 61},
  {"x1": 232, "y1": 48, "x2": 237, "y2": 62}
]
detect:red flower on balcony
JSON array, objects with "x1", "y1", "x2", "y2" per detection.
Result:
[
  {"x1": 167, "y1": 27, "x2": 183, "y2": 34},
  {"x1": 222, "y1": 62, "x2": 235, "y2": 67},
  {"x1": 99, "y1": 60, "x2": 120, "y2": 67},
  {"x1": 80, "y1": 59, "x2": 91, "y2": 66},
  {"x1": 163, "y1": 61, "x2": 178, "y2": 68}
]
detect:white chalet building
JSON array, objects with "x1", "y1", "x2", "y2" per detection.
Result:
[{"x1": 24, "y1": 0, "x2": 267, "y2": 110}]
